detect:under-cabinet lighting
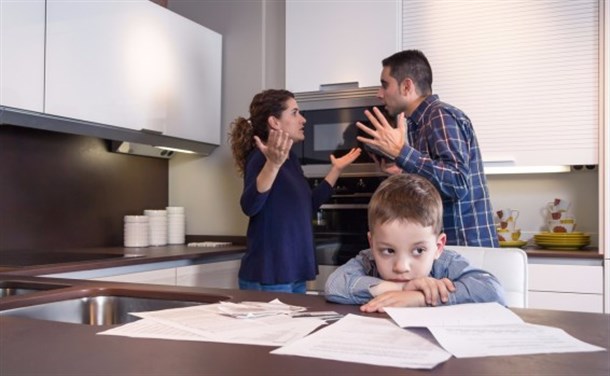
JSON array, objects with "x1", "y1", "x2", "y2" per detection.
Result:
[
  {"x1": 154, "y1": 146, "x2": 196, "y2": 154},
  {"x1": 484, "y1": 165, "x2": 572, "y2": 175}
]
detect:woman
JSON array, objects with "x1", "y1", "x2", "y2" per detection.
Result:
[{"x1": 229, "y1": 89, "x2": 361, "y2": 293}]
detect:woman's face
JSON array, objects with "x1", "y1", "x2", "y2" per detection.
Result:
[{"x1": 271, "y1": 98, "x2": 306, "y2": 143}]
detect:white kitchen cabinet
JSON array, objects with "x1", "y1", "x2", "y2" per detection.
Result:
[
  {"x1": 176, "y1": 260, "x2": 240, "y2": 289},
  {"x1": 0, "y1": 0, "x2": 45, "y2": 112},
  {"x1": 285, "y1": 0, "x2": 399, "y2": 92},
  {"x1": 45, "y1": 0, "x2": 221, "y2": 144},
  {"x1": 92, "y1": 267, "x2": 176, "y2": 286},
  {"x1": 528, "y1": 291, "x2": 603, "y2": 313},
  {"x1": 43, "y1": 260, "x2": 189, "y2": 283},
  {"x1": 527, "y1": 263, "x2": 604, "y2": 313}
]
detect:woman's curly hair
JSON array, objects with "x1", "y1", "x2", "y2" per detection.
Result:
[{"x1": 228, "y1": 89, "x2": 295, "y2": 175}]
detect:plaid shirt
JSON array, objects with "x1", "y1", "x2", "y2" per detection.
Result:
[{"x1": 396, "y1": 95, "x2": 498, "y2": 247}]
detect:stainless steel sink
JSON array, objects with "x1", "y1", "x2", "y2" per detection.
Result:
[
  {"x1": 0, "y1": 290, "x2": 229, "y2": 325},
  {"x1": 0, "y1": 280, "x2": 70, "y2": 298}
]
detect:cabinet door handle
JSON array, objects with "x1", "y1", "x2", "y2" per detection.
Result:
[
  {"x1": 320, "y1": 204, "x2": 368, "y2": 209},
  {"x1": 141, "y1": 128, "x2": 163, "y2": 135}
]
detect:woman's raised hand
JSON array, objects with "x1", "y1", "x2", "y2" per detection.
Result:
[{"x1": 254, "y1": 129, "x2": 293, "y2": 166}]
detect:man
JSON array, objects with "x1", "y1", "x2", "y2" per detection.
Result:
[{"x1": 357, "y1": 50, "x2": 498, "y2": 247}]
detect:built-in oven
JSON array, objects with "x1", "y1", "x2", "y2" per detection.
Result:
[
  {"x1": 295, "y1": 86, "x2": 391, "y2": 291},
  {"x1": 293, "y1": 86, "x2": 393, "y2": 177},
  {"x1": 309, "y1": 175, "x2": 386, "y2": 265},
  {"x1": 305, "y1": 175, "x2": 387, "y2": 292}
]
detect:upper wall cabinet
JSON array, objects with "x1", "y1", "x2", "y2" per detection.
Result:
[
  {"x1": 45, "y1": 0, "x2": 222, "y2": 145},
  {"x1": 285, "y1": 0, "x2": 399, "y2": 93},
  {"x1": 0, "y1": 0, "x2": 45, "y2": 112}
]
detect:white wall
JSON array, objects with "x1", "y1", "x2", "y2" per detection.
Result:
[{"x1": 167, "y1": 0, "x2": 285, "y2": 236}]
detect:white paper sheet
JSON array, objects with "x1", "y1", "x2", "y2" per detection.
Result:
[
  {"x1": 385, "y1": 302, "x2": 606, "y2": 358},
  {"x1": 98, "y1": 318, "x2": 215, "y2": 341},
  {"x1": 271, "y1": 314, "x2": 452, "y2": 369},
  {"x1": 384, "y1": 302, "x2": 524, "y2": 328},
  {"x1": 98, "y1": 301, "x2": 325, "y2": 347},
  {"x1": 429, "y1": 323, "x2": 606, "y2": 358}
]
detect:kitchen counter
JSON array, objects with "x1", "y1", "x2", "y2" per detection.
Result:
[
  {"x1": 523, "y1": 247, "x2": 603, "y2": 259},
  {"x1": 0, "y1": 241, "x2": 602, "y2": 279},
  {"x1": 0, "y1": 241, "x2": 247, "y2": 277},
  {"x1": 0, "y1": 275, "x2": 608, "y2": 375}
]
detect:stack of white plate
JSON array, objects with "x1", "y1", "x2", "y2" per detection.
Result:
[
  {"x1": 167, "y1": 206, "x2": 186, "y2": 244},
  {"x1": 124, "y1": 215, "x2": 149, "y2": 247},
  {"x1": 144, "y1": 209, "x2": 168, "y2": 246}
]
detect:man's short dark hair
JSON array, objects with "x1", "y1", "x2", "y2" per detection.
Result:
[{"x1": 382, "y1": 50, "x2": 433, "y2": 95}]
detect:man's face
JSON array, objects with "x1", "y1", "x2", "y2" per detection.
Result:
[
  {"x1": 368, "y1": 219, "x2": 445, "y2": 282},
  {"x1": 376, "y1": 66, "x2": 408, "y2": 117}
]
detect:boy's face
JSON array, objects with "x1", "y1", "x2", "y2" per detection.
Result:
[{"x1": 368, "y1": 219, "x2": 446, "y2": 282}]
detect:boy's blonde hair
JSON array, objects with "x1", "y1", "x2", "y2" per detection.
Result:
[{"x1": 368, "y1": 174, "x2": 443, "y2": 235}]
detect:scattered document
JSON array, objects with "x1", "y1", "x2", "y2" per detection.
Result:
[
  {"x1": 217, "y1": 299, "x2": 306, "y2": 318},
  {"x1": 384, "y1": 302, "x2": 606, "y2": 358},
  {"x1": 429, "y1": 323, "x2": 607, "y2": 358},
  {"x1": 271, "y1": 314, "x2": 452, "y2": 369},
  {"x1": 99, "y1": 318, "x2": 217, "y2": 342},
  {"x1": 99, "y1": 300, "x2": 606, "y2": 364},
  {"x1": 98, "y1": 300, "x2": 325, "y2": 347},
  {"x1": 384, "y1": 302, "x2": 524, "y2": 328}
]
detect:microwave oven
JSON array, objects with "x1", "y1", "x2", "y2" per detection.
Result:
[{"x1": 293, "y1": 86, "x2": 391, "y2": 177}]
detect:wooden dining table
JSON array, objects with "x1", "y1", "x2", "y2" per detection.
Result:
[{"x1": 0, "y1": 276, "x2": 608, "y2": 375}]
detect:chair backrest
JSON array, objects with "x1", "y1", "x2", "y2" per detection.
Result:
[{"x1": 447, "y1": 246, "x2": 528, "y2": 308}]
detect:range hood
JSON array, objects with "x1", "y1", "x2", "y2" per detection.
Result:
[{"x1": 0, "y1": 106, "x2": 218, "y2": 158}]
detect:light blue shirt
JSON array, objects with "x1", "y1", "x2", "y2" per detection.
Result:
[{"x1": 324, "y1": 248, "x2": 506, "y2": 306}]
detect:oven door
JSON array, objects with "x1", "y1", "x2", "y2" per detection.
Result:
[
  {"x1": 313, "y1": 203, "x2": 370, "y2": 266},
  {"x1": 300, "y1": 106, "x2": 376, "y2": 165},
  {"x1": 308, "y1": 204, "x2": 370, "y2": 292}
]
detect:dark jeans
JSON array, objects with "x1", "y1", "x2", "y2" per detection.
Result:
[{"x1": 238, "y1": 278, "x2": 306, "y2": 294}]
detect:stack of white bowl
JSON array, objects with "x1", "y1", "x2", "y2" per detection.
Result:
[
  {"x1": 124, "y1": 215, "x2": 149, "y2": 247},
  {"x1": 144, "y1": 209, "x2": 168, "y2": 246},
  {"x1": 167, "y1": 206, "x2": 186, "y2": 244}
]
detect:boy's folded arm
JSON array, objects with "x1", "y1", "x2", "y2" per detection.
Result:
[
  {"x1": 325, "y1": 273, "x2": 383, "y2": 304},
  {"x1": 448, "y1": 271, "x2": 506, "y2": 305},
  {"x1": 436, "y1": 251, "x2": 507, "y2": 306},
  {"x1": 324, "y1": 256, "x2": 384, "y2": 304},
  {"x1": 369, "y1": 280, "x2": 405, "y2": 297}
]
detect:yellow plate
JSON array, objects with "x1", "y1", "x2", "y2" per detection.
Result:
[
  {"x1": 535, "y1": 238, "x2": 590, "y2": 243},
  {"x1": 535, "y1": 232, "x2": 586, "y2": 237},
  {"x1": 499, "y1": 240, "x2": 528, "y2": 248},
  {"x1": 534, "y1": 236, "x2": 589, "y2": 241},
  {"x1": 537, "y1": 243, "x2": 590, "y2": 250},
  {"x1": 534, "y1": 237, "x2": 589, "y2": 242},
  {"x1": 536, "y1": 241, "x2": 590, "y2": 247},
  {"x1": 535, "y1": 236, "x2": 589, "y2": 241},
  {"x1": 536, "y1": 235, "x2": 585, "y2": 238}
]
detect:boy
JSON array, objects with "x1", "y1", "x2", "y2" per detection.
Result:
[{"x1": 324, "y1": 174, "x2": 505, "y2": 312}]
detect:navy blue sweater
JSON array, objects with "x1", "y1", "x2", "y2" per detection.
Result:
[{"x1": 239, "y1": 149, "x2": 333, "y2": 284}]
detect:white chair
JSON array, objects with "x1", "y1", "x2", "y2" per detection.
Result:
[{"x1": 447, "y1": 246, "x2": 528, "y2": 308}]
